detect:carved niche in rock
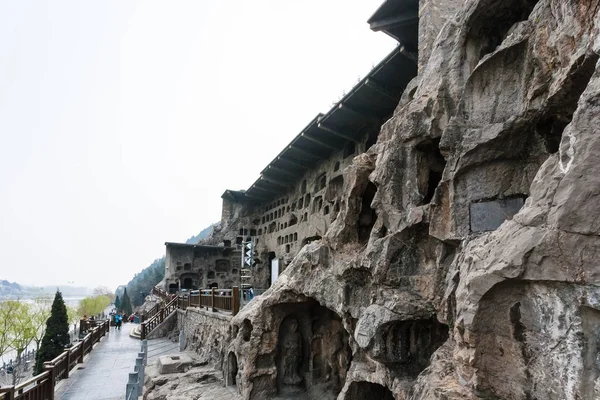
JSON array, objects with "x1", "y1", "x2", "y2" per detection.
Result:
[
  {"x1": 369, "y1": 318, "x2": 448, "y2": 374},
  {"x1": 344, "y1": 381, "x2": 394, "y2": 400},
  {"x1": 272, "y1": 300, "x2": 352, "y2": 397},
  {"x1": 279, "y1": 317, "x2": 303, "y2": 387}
]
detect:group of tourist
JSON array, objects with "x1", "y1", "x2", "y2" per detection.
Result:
[{"x1": 110, "y1": 312, "x2": 134, "y2": 330}]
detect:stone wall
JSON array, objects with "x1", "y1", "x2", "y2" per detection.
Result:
[
  {"x1": 165, "y1": 244, "x2": 240, "y2": 291},
  {"x1": 146, "y1": 310, "x2": 177, "y2": 340},
  {"x1": 177, "y1": 308, "x2": 233, "y2": 370}
]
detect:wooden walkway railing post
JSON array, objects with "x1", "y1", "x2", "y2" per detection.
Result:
[
  {"x1": 44, "y1": 363, "x2": 55, "y2": 400},
  {"x1": 232, "y1": 286, "x2": 240, "y2": 316},
  {"x1": 211, "y1": 288, "x2": 216, "y2": 312}
]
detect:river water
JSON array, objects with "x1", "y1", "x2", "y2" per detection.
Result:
[{"x1": 0, "y1": 297, "x2": 85, "y2": 364}]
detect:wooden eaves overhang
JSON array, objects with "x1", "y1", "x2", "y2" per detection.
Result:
[
  {"x1": 367, "y1": 0, "x2": 419, "y2": 52},
  {"x1": 165, "y1": 242, "x2": 234, "y2": 258},
  {"x1": 224, "y1": 45, "x2": 417, "y2": 204}
]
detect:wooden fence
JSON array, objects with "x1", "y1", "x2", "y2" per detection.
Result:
[
  {"x1": 177, "y1": 288, "x2": 240, "y2": 316},
  {"x1": 139, "y1": 287, "x2": 240, "y2": 340},
  {"x1": 0, "y1": 320, "x2": 109, "y2": 400},
  {"x1": 151, "y1": 286, "x2": 173, "y2": 302}
]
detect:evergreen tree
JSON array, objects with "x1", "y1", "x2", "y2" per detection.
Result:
[
  {"x1": 114, "y1": 295, "x2": 121, "y2": 310},
  {"x1": 121, "y1": 288, "x2": 133, "y2": 315},
  {"x1": 35, "y1": 290, "x2": 69, "y2": 374}
]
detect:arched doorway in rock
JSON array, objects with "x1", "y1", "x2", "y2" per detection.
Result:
[
  {"x1": 181, "y1": 278, "x2": 193, "y2": 290},
  {"x1": 228, "y1": 352, "x2": 238, "y2": 386},
  {"x1": 168, "y1": 283, "x2": 178, "y2": 294},
  {"x1": 345, "y1": 381, "x2": 394, "y2": 400}
]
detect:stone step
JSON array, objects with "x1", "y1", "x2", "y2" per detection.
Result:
[{"x1": 129, "y1": 324, "x2": 142, "y2": 339}]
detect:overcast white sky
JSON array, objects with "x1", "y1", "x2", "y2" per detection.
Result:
[{"x1": 0, "y1": 0, "x2": 395, "y2": 290}]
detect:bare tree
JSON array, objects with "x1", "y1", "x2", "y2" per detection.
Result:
[
  {"x1": 30, "y1": 296, "x2": 52, "y2": 353},
  {"x1": 67, "y1": 305, "x2": 81, "y2": 342},
  {"x1": 93, "y1": 286, "x2": 115, "y2": 302},
  {"x1": 3, "y1": 301, "x2": 36, "y2": 386},
  {"x1": 0, "y1": 300, "x2": 21, "y2": 361}
]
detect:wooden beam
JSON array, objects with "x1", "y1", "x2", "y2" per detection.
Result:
[
  {"x1": 265, "y1": 165, "x2": 303, "y2": 177},
  {"x1": 317, "y1": 122, "x2": 358, "y2": 143},
  {"x1": 369, "y1": 11, "x2": 418, "y2": 31},
  {"x1": 301, "y1": 133, "x2": 338, "y2": 150},
  {"x1": 338, "y1": 103, "x2": 381, "y2": 124},
  {"x1": 365, "y1": 78, "x2": 400, "y2": 103},
  {"x1": 277, "y1": 156, "x2": 310, "y2": 170},
  {"x1": 244, "y1": 193, "x2": 270, "y2": 201},
  {"x1": 250, "y1": 185, "x2": 278, "y2": 195},
  {"x1": 288, "y1": 144, "x2": 326, "y2": 160},
  {"x1": 260, "y1": 175, "x2": 290, "y2": 188}
]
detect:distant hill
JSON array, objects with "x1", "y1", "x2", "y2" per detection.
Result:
[
  {"x1": 125, "y1": 224, "x2": 216, "y2": 307},
  {"x1": 185, "y1": 225, "x2": 214, "y2": 244},
  {"x1": 0, "y1": 280, "x2": 92, "y2": 300},
  {"x1": 0, "y1": 280, "x2": 23, "y2": 298}
]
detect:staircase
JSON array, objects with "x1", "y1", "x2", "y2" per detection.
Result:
[{"x1": 137, "y1": 287, "x2": 178, "y2": 340}]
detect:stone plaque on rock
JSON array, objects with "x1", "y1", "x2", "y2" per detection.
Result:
[{"x1": 470, "y1": 197, "x2": 525, "y2": 233}]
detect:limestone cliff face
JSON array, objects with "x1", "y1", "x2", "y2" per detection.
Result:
[{"x1": 227, "y1": 1, "x2": 600, "y2": 399}]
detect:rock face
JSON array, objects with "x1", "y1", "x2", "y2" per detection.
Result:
[{"x1": 203, "y1": 0, "x2": 600, "y2": 399}]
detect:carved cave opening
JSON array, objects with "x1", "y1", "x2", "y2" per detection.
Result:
[
  {"x1": 370, "y1": 318, "x2": 449, "y2": 375},
  {"x1": 358, "y1": 182, "x2": 377, "y2": 243},
  {"x1": 289, "y1": 214, "x2": 298, "y2": 226},
  {"x1": 181, "y1": 277, "x2": 193, "y2": 290},
  {"x1": 302, "y1": 235, "x2": 322, "y2": 246},
  {"x1": 466, "y1": 0, "x2": 540, "y2": 67},
  {"x1": 241, "y1": 318, "x2": 253, "y2": 342},
  {"x1": 228, "y1": 352, "x2": 238, "y2": 386},
  {"x1": 216, "y1": 259, "x2": 230, "y2": 272},
  {"x1": 416, "y1": 138, "x2": 446, "y2": 205},
  {"x1": 345, "y1": 381, "x2": 394, "y2": 400},
  {"x1": 168, "y1": 283, "x2": 178, "y2": 294},
  {"x1": 272, "y1": 299, "x2": 351, "y2": 398},
  {"x1": 535, "y1": 52, "x2": 599, "y2": 154}
]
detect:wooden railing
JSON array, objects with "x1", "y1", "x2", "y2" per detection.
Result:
[
  {"x1": 0, "y1": 320, "x2": 110, "y2": 400},
  {"x1": 177, "y1": 287, "x2": 240, "y2": 316},
  {"x1": 139, "y1": 287, "x2": 240, "y2": 340},
  {"x1": 140, "y1": 296, "x2": 178, "y2": 340},
  {"x1": 140, "y1": 287, "x2": 176, "y2": 324},
  {"x1": 0, "y1": 370, "x2": 53, "y2": 400},
  {"x1": 151, "y1": 286, "x2": 173, "y2": 302}
]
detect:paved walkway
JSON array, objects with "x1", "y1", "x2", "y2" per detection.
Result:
[{"x1": 55, "y1": 323, "x2": 141, "y2": 400}]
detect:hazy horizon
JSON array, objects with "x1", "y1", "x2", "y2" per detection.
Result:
[{"x1": 0, "y1": 1, "x2": 396, "y2": 289}]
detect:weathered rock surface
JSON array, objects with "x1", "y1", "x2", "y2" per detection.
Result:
[
  {"x1": 157, "y1": 354, "x2": 193, "y2": 374},
  {"x1": 217, "y1": 0, "x2": 600, "y2": 399},
  {"x1": 144, "y1": 359, "x2": 241, "y2": 400}
]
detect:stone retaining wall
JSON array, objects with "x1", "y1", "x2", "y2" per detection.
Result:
[{"x1": 177, "y1": 308, "x2": 232, "y2": 370}]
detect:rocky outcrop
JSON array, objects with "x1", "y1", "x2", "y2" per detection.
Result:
[{"x1": 212, "y1": 0, "x2": 600, "y2": 399}]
